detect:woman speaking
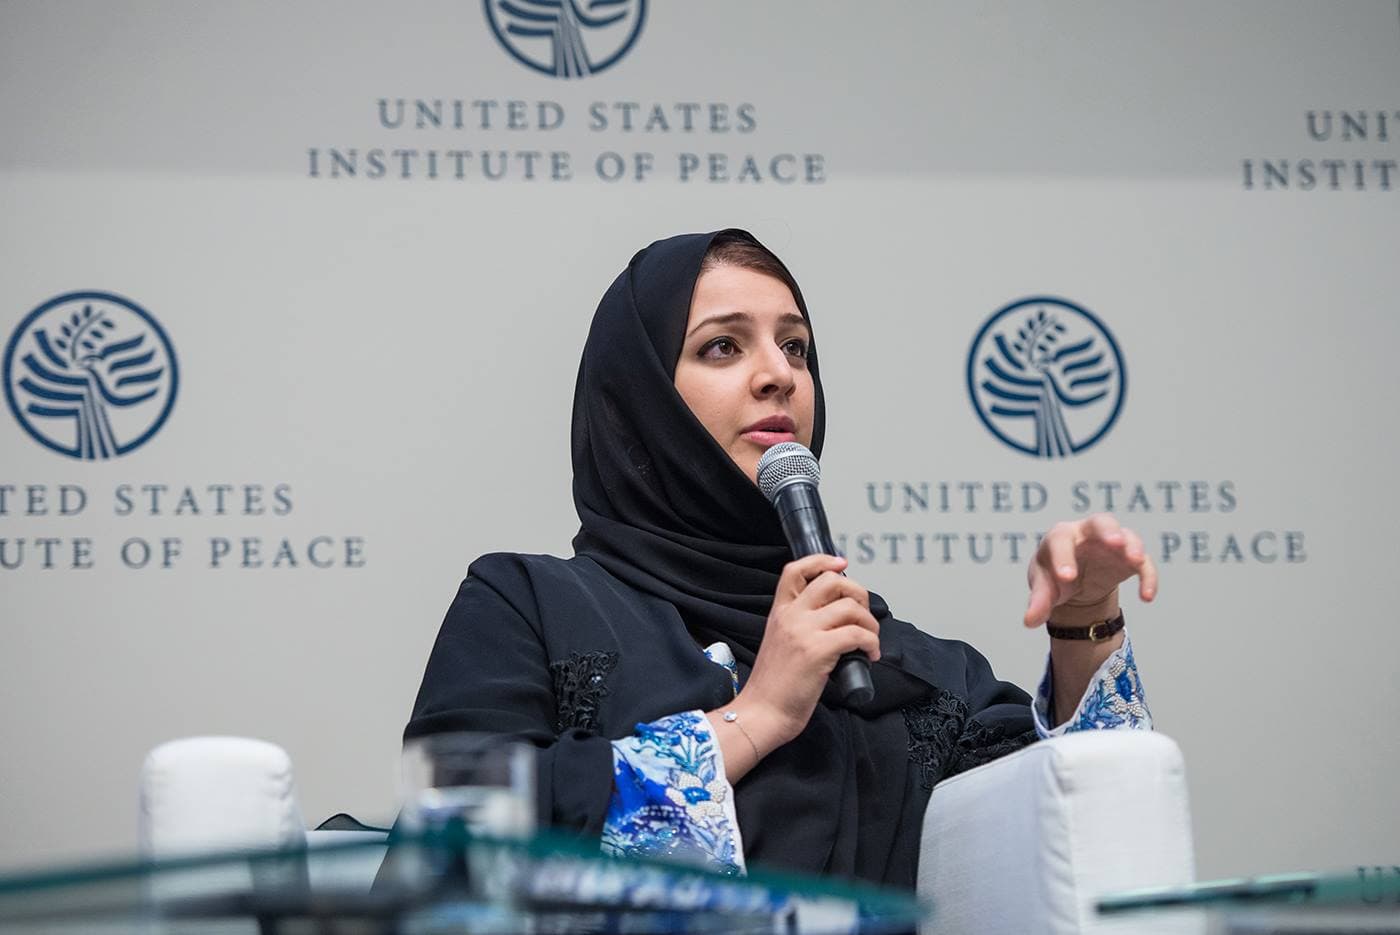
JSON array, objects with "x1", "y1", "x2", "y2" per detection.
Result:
[{"x1": 404, "y1": 229, "x2": 1154, "y2": 888}]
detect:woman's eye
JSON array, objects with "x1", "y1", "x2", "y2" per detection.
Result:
[
  {"x1": 782, "y1": 338, "x2": 808, "y2": 359},
  {"x1": 699, "y1": 338, "x2": 738, "y2": 359}
]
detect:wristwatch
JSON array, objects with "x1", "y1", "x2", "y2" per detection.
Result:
[{"x1": 1046, "y1": 610, "x2": 1125, "y2": 642}]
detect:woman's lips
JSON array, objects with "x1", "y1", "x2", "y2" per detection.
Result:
[
  {"x1": 740, "y1": 415, "x2": 797, "y2": 446},
  {"x1": 739, "y1": 414, "x2": 795, "y2": 447},
  {"x1": 741, "y1": 429, "x2": 798, "y2": 446}
]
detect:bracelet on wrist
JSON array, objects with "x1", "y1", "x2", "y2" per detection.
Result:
[{"x1": 719, "y1": 709, "x2": 762, "y2": 761}]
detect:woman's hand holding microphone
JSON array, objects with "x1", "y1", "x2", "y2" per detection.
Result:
[{"x1": 706, "y1": 554, "x2": 880, "y2": 783}]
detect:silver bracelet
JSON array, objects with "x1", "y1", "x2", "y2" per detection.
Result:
[{"x1": 720, "y1": 710, "x2": 761, "y2": 761}]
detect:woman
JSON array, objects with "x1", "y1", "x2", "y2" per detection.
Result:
[{"x1": 405, "y1": 229, "x2": 1154, "y2": 888}]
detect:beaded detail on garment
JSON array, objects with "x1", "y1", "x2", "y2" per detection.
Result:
[
  {"x1": 900, "y1": 688, "x2": 971, "y2": 791},
  {"x1": 952, "y1": 721, "x2": 1042, "y2": 775},
  {"x1": 900, "y1": 688, "x2": 1040, "y2": 791},
  {"x1": 1033, "y1": 634, "x2": 1152, "y2": 735},
  {"x1": 548, "y1": 650, "x2": 619, "y2": 733},
  {"x1": 903, "y1": 633, "x2": 1153, "y2": 789}
]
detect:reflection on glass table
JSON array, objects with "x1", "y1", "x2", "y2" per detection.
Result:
[
  {"x1": 1098, "y1": 866, "x2": 1400, "y2": 934},
  {"x1": 0, "y1": 825, "x2": 928, "y2": 934}
]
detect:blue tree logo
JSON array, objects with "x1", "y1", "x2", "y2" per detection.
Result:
[
  {"x1": 484, "y1": 0, "x2": 647, "y2": 78},
  {"x1": 3, "y1": 292, "x2": 179, "y2": 460},
  {"x1": 966, "y1": 297, "x2": 1125, "y2": 458}
]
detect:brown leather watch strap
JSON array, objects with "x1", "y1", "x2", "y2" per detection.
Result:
[{"x1": 1046, "y1": 610, "x2": 1125, "y2": 642}]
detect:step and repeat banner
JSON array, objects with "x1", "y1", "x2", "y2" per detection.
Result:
[{"x1": 2, "y1": 1, "x2": 1398, "y2": 879}]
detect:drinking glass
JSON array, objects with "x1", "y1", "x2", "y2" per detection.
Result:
[
  {"x1": 401, "y1": 732, "x2": 536, "y2": 842},
  {"x1": 398, "y1": 732, "x2": 537, "y2": 919}
]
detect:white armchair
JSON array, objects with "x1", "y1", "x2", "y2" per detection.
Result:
[
  {"x1": 139, "y1": 737, "x2": 389, "y2": 891},
  {"x1": 140, "y1": 731, "x2": 1196, "y2": 932},
  {"x1": 919, "y1": 730, "x2": 1197, "y2": 934}
]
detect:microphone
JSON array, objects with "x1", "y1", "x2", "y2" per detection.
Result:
[{"x1": 757, "y1": 442, "x2": 875, "y2": 706}]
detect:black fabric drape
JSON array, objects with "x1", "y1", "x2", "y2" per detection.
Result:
[{"x1": 406, "y1": 230, "x2": 1036, "y2": 889}]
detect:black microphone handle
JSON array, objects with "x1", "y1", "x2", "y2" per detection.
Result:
[{"x1": 772, "y1": 483, "x2": 875, "y2": 707}]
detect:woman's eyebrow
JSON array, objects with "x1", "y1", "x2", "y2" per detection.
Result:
[{"x1": 686, "y1": 311, "x2": 809, "y2": 339}]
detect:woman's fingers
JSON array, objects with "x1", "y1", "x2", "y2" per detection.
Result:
[
  {"x1": 1086, "y1": 519, "x2": 1157, "y2": 600},
  {"x1": 821, "y1": 623, "x2": 882, "y2": 663},
  {"x1": 775, "y1": 554, "x2": 847, "y2": 603},
  {"x1": 793, "y1": 569, "x2": 870, "y2": 612},
  {"x1": 1024, "y1": 563, "x2": 1058, "y2": 628},
  {"x1": 750, "y1": 557, "x2": 876, "y2": 745},
  {"x1": 1121, "y1": 526, "x2": 1145, "y2": 561},
  {"x1": 1043, "y1": 523, "x2": 1080, "y2": 588},
  {"x1": 1024, "y1": 515, "x2": 1163, "y2": 622},
  {"x1": 809, "y1": 596, "x2": 881, "y2": 636},
  {"x1": 1026, "y1": 523, "x2": 1080, "y2": 625},
  {"x1": 1138, "y1": 551, "x2": 1159, "y2": 602},
  {"x1": 1085, "y1": 512, "x2": 1124, "y2": 545}
]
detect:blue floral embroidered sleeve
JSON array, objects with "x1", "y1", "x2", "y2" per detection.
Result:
[
  {"x1": 601, "y1": 709, "x2": 745, "y2": 875},
  {"x1": 601, "y1": 637, "x2": 1149, "y2": 871},
  {"x1": 1032, "y1": 633, "x2": 1152, "y2": 737}
]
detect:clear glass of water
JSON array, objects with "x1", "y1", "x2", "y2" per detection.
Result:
[
  {"x1": 398, "y1": 732, "x2": 536, "y2": 906},
  {"x1": 401, "y1": 733, "x2": 536, "y2": 839}
]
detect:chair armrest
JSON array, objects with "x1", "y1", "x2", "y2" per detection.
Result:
[
  {"x1": 917, "y1": 731, "x2": 1197, "y2": 935},
  {"x1": 140, "y1": 736, "x2": 306, "y2": 857},
  {"x1": 140, "y1": 737, "x2": 391, "y2": 895}
]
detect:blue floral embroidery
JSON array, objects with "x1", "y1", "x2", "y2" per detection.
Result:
[
  {"x1": 602, "y1": 710, "x2": 744, "y2": 875},
  {"x1": 1033, "y1": 633, "x2": 1152, "y2": 737}
]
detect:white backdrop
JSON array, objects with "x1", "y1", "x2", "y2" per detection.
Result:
[{"x1": 2, "y1": 1, "x2": 1398, "y2": 881}]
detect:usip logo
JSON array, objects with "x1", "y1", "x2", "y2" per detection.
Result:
[
  {"x1": 484, "y1": 0, "x2": 646, "y2": 78},
  {"x1": 3, "y1": 292, "x2": 179, "y2": 460},
  {"x1": 966, "y1": 297, "x2": 1125, "y2": 458}
]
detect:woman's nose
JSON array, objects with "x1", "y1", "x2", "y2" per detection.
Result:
[{"x1": 750, "y1": 343, "x2": 796, "y2": 398}]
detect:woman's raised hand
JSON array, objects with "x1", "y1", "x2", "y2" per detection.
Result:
[
  {"x1": 733, "y1": 554, "x2": 881, "y2": 753},
  {"x1": 1023, "y1": 513, "x2": 1158, "y2": 627}
]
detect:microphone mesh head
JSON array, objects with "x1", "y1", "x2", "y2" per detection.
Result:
[{"x1": 757, "y1": 442, "x2": 821, "y2": 503}]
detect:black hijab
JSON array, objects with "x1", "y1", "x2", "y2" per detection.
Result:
[
  {"x1": 571, "y1": 229, "x2": 828, "y2": 666},
  {"x1": 569, "y1": 230, "x2": 1034, "y2": 885}
]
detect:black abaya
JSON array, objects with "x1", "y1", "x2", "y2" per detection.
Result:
[{"x1": 406, "y1": 230, "x2": 1037, "y2": 889}]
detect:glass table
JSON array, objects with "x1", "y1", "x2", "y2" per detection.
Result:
[
  {"x1": 0, "y1": 826, "x2": 928, "y2": 933},
  {"x1": 1098, "y1": 867, "x2": 1400, "y2": 934}
]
